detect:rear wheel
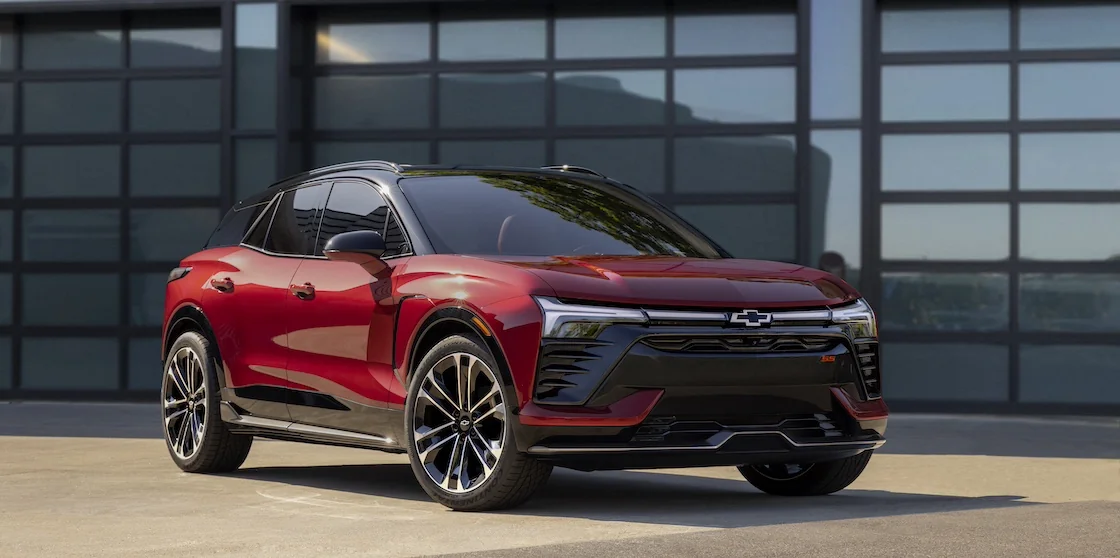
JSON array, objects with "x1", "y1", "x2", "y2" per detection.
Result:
[
  {"x1": 162, "y1": 331, "x2": 252, "y2": 473},
  {"x1": 405, "y1": 334, "x2": 552, "y2": 511},
  {"x1": 738, "y1": 451, "x2": 873, "y2": 496}
]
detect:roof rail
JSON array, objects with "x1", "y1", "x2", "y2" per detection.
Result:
[
  {"x1": 316, "y1": 159, "x2": 404, "y2": 174},
  {"x1": 541, "y1": 164, "x2": 607, "y2": 179}
]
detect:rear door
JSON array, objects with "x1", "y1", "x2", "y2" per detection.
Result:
[
  {"x1": 284, "y1": 180, "x2": 412, "y2": 435},
  {"x1": 203, "y1": 182, "x2": 331, "y2": 420}
]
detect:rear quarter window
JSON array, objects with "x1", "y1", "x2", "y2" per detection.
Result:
[{"x1": 205, "y1": 201, "x2": 270, "y2": 249}]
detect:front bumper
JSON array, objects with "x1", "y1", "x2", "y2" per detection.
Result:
[{"x1": 511, "y1": 324, "x2": 888, "y2": 470}]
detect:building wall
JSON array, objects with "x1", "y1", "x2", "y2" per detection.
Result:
[{"x1": 0, "y1": 0, "x2": 1116, "y2": 415}]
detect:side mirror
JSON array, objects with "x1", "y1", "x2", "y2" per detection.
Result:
[{"x1": 323, "y1": 230, "x2": 388, "y2": 275}]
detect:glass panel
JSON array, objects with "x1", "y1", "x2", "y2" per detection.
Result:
[
  {"x1": 128, "y1": 337, "x2": 163, "y2": 390},
  {"x1": 0, "y1": 337, "x2": 8, "y2": 389},
  {"x1": 556, "y1": 70, "x2": 665, "y2": 127},
  {"x1": 880, "y1": 343, "x2": 1008, "y2": 401},
  {"x1": 1021, "y1": 133, "x2": 1120, "y2": 191},
  {"x1": 439, "y1": 140, "x2": 545, "y2": 167},
  {"x1": 131, "y1": 144, "x2": 220, "y2": 197},
  {"x1": 23, "y1": 81, "x2": 121, "y2": 133},
  {"x1": 235, "y1": 139, "x2": 277, "y2": 201},
  {"x1": 21, "y1": 338, "x2": 119, "y2": 390},
  {"x1": 131, "y1": 79, "x2": 220, "y2": 132},
  {"x1": 23, "y1": 145, "x2": 120, "y2": 198},
  {"x1": 675, "y1": 136, "x2": 795, "y2": 193},
  {"x1": 555, "y1": 16, "x2": 665, "y2": 59},
  {"x1": 314, "y1": 141, "x2": 430, "y2": 168},
  {"x1": 1021, "y1": 5, "x2": 1120, "y2": 50},
  {"x1": 0, "y1": 19, "x2": 14, "y2": 70},
  {"x1": 439, "y1": 19, "x2": 545, "y2": 61},
  {"x1": 1020, "y1": 62, "x2": 1120, "y2": 120},
  {"x1": 881, "y1": 273, "x2": 1009, "y2": 331},
  {"x1": 881, "y1": 65, "x2": 1009, "y2": 122},
  {"x1": 265, "y1": 184, "x2": 330, "y2": 256},
  {"x1": 1021, "y1": 346, "x2": 1120, "y2": 404},
  {"x1": 811, "y1": 0, "x2": 861, "y2": 120},
  {"x1": 1021, "y1": 274, "x2": 1120, "y2": 333},
  {"x1": 22, "y1": 14, "x2": 122, "y2": 69},
  {"x1": 1020, "y1": 204, "x2": 1120, "y2": 261},
  {"x1": 318, "y1": 181, "x2": 397, "y2": 257},
  {"x1": 0, "y1": 147, "x2": 14, "y2": 197},
  {"x1": 0, "y1": 273, "x2": 9, "y2": 324},
  {"x1": 809, "y1": 131, "x2": 861, "y2": 285},
  {"x1": 23, "y1": 273, "x2": 119, "y2": 326},
  {"x1": 881, "y1": 6, "x2": 1009, "y2": 52},
  {"x1": 316, "y1": 19, "x2": 429, "y2": 64},
  {"x1": 0, "y1": 82, "x2": 12, "y2": 133},
  {"x1": 130, "y1": 10, "x2": 221, "y2": 67},
  {"x1": 675, "y1": 204, "x2": 796, "y2": 261},
  {"x1": 315, "y1": 75, "x2": 430, "y2": 130},
  {"x1": 0, "y1": 210, "x2": 10, "y2": 260},
  {"x1": 555, "y1": 138, "x2": 665, "y2": 193},
  {"x1": 882, "y1": 134, "x2": 1009, "y2": 191},
  {"x1": 130, "y1": 273, "x2": 166, "y2": 327},
  {"x1": 881, "y1": 204, "x2": 1010, "y2": 261},
  {"x1": 674, "y1": 13, "x2": 795, "y2": 56},
  {"x1": 675, "y1": 68, "x2": 795, "y2": 124},
  {"x1": 23, "y1": 209, "x2": 119, "y2": 262},
  {"x1": 130, "y1": 208, "x2": 220, "y2": 261},
  {"x1": 440, "y1": 73, "x2": 546, "y2": 128},
  {"x1": 236, "y1": 3, "x2": 277, "y2": 130}
]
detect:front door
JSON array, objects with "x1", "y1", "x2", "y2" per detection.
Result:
[{"x1": 284, "y1": 180, "x2": 410, "y2": 436}]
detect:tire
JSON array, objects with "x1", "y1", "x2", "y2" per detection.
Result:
[
  {"x1": 738, "y1": 450, "x2": 873, "y2": 496},
  {"x1": 405, "y1": 334, "x2": 552, "y2": 511},
  {"x1": 161, "y1": 331, "x2": 253, "y2": 473}
]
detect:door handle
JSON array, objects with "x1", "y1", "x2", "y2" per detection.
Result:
[
  {"x1": 210, "y1": 277, "x2": 234, "y2": 293},
  {"x1": 290, "y1": 282, "x2": 316, "y2": 300}
]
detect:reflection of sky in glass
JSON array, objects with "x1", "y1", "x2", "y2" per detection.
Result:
[
  {"x1": 1021, "y1": 133, "x2": 1120, "y2": 191},
  {"x1": 811, "y1": 131, "x2": 861, "y2": 264},
  {"x1": 439, "y1": 20, "x2": 545, "y2": 61},
  {"x1": 1021, "y1": 5, "x2": 1120, "y2": 50},
  {"x1": 1020, "y1": 204, "x2": 1120, "y2": 261},
  {"x1": 675, "y1": 68, "x2": 795, "y2": 123},
  {"x1": 882, "y1": 134, "x2": 1009, "y2": 191},
  {"x1": 132, "y1": 28, "x2": 219, "y2": 53},
  {"x1": 556, "y1": 70, "x2": 664, "y2": 102},
  {"x1": 1021, "y1": 62, "x2": 1120, "y2": 120},
  {"x1": 555, "y1": 16, "x2": 664, "y2": 59},
  {"x1": 810, "y1": 0, "x2": 860, "y2": 119},
  {"x1": 882, "y1": 204, "x2": 1010, "y2": 261},
  {"x1": 675, "y1": 14, "x2": 794, "y2": 56},
  {"x1": 881, "y1": 7, "x2": 1008, "y2": 52},
  {"x1": 882, "y1": 65, "x2": 1009, "y2": 122},
  {"x1": 318, "y1": 22, "x2": 429, "y2": 64},
  {"x1": 236, "y1": 3, "x2": 277, "y2": 49}
]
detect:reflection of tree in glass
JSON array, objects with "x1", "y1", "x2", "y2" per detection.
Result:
[{"x1": 476, "y1": 174, "x2": 708, "y2": 258}]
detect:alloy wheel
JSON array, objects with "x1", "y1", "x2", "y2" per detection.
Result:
[
  {"x1": 162, "y1": 347, "x2": 207, "y2": 460},
  {"x1": 412, "y1": 352, "x2": 506, "y2": 494}
]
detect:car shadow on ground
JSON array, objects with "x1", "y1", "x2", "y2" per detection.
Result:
[{"x1": 227, "y1": 462, "x2": 1031, "y2": 529}]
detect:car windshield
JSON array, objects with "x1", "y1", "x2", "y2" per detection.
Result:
[{"x1": 399, "y1": 172, "x2": 723, "y2": 258}]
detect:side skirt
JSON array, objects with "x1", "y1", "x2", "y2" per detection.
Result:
[{"x1": 219, "y1": 402, "x2": 406, "y2": 454}]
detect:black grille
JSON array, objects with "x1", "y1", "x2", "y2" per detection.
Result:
[
  {"x1": 534, "y1": 340, "x2": 608, "y2": 401},
  {"x1": 854, "y1": 341, "x2": 881, "y2": 399},
  {"x1": 642, "y1": 335, "x2": 837, "y2": 354}
]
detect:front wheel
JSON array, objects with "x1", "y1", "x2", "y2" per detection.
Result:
[
  {"x1": 404, "y1": 334, "x2": 552, "y2": 511},
  {"x1": 738, "y1": 451, "x2": 873, "y2": 496}
]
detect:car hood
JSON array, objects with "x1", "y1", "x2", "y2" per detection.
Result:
[{"x1": 478, "y1": 255, "x2": 858, "y2": 309}]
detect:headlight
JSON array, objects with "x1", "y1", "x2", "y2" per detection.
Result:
[
  {"x1": 831, "y1": 298, "x2": 877, "y2": 340},
  {"x1": 534, "y1": 297, "x2": 647, "y2": 338}
]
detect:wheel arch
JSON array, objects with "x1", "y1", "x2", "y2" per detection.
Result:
[
  {"x1": 163, "y1": 304, "x2": 225, "y2": 388},
  {"x1": 406, "y1": 307, "x2": 517, "y2": 407}
]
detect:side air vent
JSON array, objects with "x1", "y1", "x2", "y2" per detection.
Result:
[
  {"x1": 534, "y1": 340, "x2": 609, "y2": 402},
  {"x1": 854, "y1": 341, "x2": 882, "y2": 399},
  {"x1": 642, "y1": 336, "x2": 837, "y2": 354}
]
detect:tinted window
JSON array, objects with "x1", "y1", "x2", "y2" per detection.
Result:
[
  {"x1": 318, "y1": 181, "x2": 410, "y2": 257},
  {"x1": 264, "y1": 183, "x2": 331, "y2": 256},
  {"x1": 399, "y1": 174, "x2": 721, "y2": 258},
  {"x1": 206, "y1": 201, "x2": 270, "y2": 249},
  {"x1": 243, "y1": 195, "x2": 278, "y2": 248}
]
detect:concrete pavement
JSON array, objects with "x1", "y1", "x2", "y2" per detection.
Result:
[{"x1": 0, "y1": 402, "x2": 1117, "y2": 557}]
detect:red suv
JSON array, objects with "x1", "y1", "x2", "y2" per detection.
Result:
[{"x1": 161, "y1": 161, "x2": 888, "y2": 511}]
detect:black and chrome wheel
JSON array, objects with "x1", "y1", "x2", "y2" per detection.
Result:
[
  {"x1": 161, "y1": 331, "x2": 252, "y2": 473},
  {"x1": 738, "y1": 451, "x2": 873, "y2": 496},
  {"x1": 405, "y1": 334, "x2": 551, "y2": 511}
]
